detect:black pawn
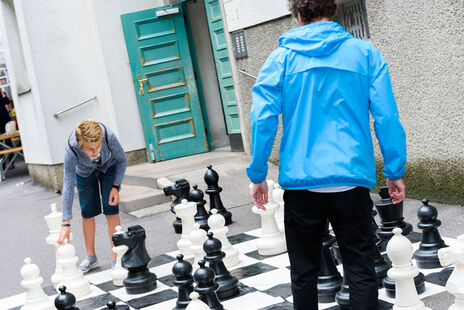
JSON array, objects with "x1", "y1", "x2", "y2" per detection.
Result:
[
  {"x1": 106, "y1": 301, "x2": 129, "y2": 310},
  {"x1": 335, "y1": 272, "x2": 350, "y2": 310},
  {"x1": 413, "y1": 198, "x2": 447, "y2": 268},
  {"x1": 204, "y1": 165, "x2": 232, "y2": 225},
  {"x1": 172, "y1": 254, "x2": 194, "y2": 310},
  {"x1": 163, "y1": 179, "x2": 191, "y2": 234},
  {"x1": 371, "y1": 209, "x2": 391, "y2": 287},
  {"x1": 112, "y1": 225, "x2": 157, "y2": 294},
  {"x1": 317, "y1": 222, "x2": 342, "y2": 303},
  {"x1": 55, "y1": 286, "x2": 80, "y2": 310},
  {"x1": 193, "y1": 260, "x2": 224, "y2": 310},
  {"x1": 190, "y1": 185, "x2": 210, "y2": 231},
  {"x1": 203, "y1": 232, "x2": 239, "y2": 299},
  {"x1": 374, "y1": 186, "x2": 412, "y2": 251}
]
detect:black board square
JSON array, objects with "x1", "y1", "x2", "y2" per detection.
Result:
[
  {"x1": 229, "y1": 233, "x2": 258, "y2": 245},
  {"x1": 148, "y1": 254, "x2": 177, "y2": 268},
  {"x1": 230, "y1": 262, "x2": 277, "y2": 280},
  {"x1": 158, "y1": 273, "x2": 176, "y2": 287},
  {"x1": 126, "y1": 289, "x2": 178, "y2": 309},
  {"x1": 96, "y1": 280, "x2": 120, "y2": 292},
  {"x1": 245, "y1": 250, "x2": 272, "y2": 261},
  {"x1": 258, "y1": 301, "x2": 294, "y2": 309},
  {"x1": 262, "y1": 283, "x2": 292, "y2": 298},
  {"x1": 425, "y1": 267, "x2": 453, "y2": 287},
  {"x1": 77, "y1": 293, "x2": 123, "y2": 310}
]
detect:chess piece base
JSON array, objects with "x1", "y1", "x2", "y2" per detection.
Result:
[
  {"x1": 124, "y1": 270, "x2": 157, "y2": 295},
  {"x1": 383, "y1": 272, "x2": 425, "y2": 298},
  {"x1": 335, "y1": 284, "x2": 349, "y2": 309},
  {"x1": 317, "y1": 274, "x2": 342, "y2": 303}
]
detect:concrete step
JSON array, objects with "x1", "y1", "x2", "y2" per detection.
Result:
[
  {"x1": 129, "y1": 201, "x2": 172, "y2": 218},
  {"x1": 119, "y1": 184, "x2": 170, "y2": 213}
]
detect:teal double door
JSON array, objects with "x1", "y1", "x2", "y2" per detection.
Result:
[{"x1": 121, "y1": 3, "x2": 240, "y2": 162}]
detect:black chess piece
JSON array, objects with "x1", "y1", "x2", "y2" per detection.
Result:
[
  {"x1": 374, "y1": 186, "x2": 412, "y2": 251},
  {"x1": 335, "y1": 272, "x2": 350, "y2": 310},
  {"x1": 106, "y1": 301, "x2": 129, "y2": 310},
  {"x1": 413, "y1": 198, "x2": 447, "y2": 269},
  {"x1": 203, "y1": 232, "x2": 239, "y2": 300},
  {"x1": 55, "y1": 286, "x2": 80, "y2": 310},
  {"x1": 317, "y1": 221, "x2": 342, "y2": 303},
  {"x1": 190, "y1": 185, "x2": 210, "y2": 231},
  {"x1": 112, "y1": 225, "x2": 157, "y2": 294},
  {"x1": 172, "y1": 254, "x2": 194, "y2": 310},
  {"x1": 193, "y1": 260, "x2": 224, "y2": 310},
  {"x1": 204, "y1": 165, "x2": 232, "y2": 225},
  {"x1": 164, "y1": 179, "x2": 191, "y2": 234},
  {"x1": 371, "y1": 209, "x2": 391, "y2": 287}
]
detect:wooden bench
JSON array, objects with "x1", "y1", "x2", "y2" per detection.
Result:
[{"x1": 0, "y1": 146, "x2": 23, "y2": 155}]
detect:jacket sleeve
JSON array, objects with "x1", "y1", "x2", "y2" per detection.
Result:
[
  {"x1": 107, "y1": 128, "x2": 127, "y2": 185},
  {"x1": 369, "y1": 47, "x2": 407, "y2": 181},
  {"x1": 61, "y1": 148, "x2": 77, "y2": 220},
  {"x1": 246, "y1": 48, "x2": 285, "y2": 183}
]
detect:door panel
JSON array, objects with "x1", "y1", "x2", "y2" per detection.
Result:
[
  {"x1": 204, "y1": 0, "x2": 241, "y2": 134},
  {"x1": 121, "y1": 5, "x2": 208, "y2": 161}
]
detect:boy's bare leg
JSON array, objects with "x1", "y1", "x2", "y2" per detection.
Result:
[
  {"x1": 82, "y1": 217, "x2": 96, "y2": 255},
  {"x1": 106, "y1": 214, "x2": 121, "y2": 261}
]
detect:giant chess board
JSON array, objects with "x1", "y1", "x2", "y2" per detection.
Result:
[{"x1": 0, "y1": 228, "x2": 457, "y2": 310}]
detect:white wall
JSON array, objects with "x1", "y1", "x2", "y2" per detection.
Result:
[{"x1": 89, "y1": 0, "x2": 165, "y2": 154}]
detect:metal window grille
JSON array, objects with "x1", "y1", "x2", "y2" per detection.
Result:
[{"x1": 337, "y1": 0, "x2": 370, "y2": 40}]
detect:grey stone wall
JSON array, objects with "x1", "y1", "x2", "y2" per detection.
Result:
[{"x1": 233, "y1": 2, "x2": 464, "y2": 204}]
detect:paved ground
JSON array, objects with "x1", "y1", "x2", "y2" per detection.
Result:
[{"x1": 0, "y1": 150, "x2": 462, "y2": 306}]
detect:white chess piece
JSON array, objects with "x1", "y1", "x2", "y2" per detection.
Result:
[
  {"x1": 56, "y1": 241, "x2": 90, "y2": 298},
  {"x1": 272, "y1": 183, "x2": 285, "y2": 232},
  {"x1": 111, "y1": 226, "x2": 128, "y2": 287},
  {"x1": 208, "y1": 209, "x2": 240, "y2": 267},
  {"x1": 20, "y1": 258, "x2": 54, "y2": 310},
  {"x1": 438, "y1": 234, "x2": 464, "y2": 310},
  {"x1": 386, "y1": 228, "x2": 431, "y2": 310},
  {"x1": 251, "y1": 181, "x2": 287, "y2": 256},
  {"x1": 44, "y1": 203, "x2": 68, "y2": 288},
  {"x1": 190, "y1": 223, "x2": 207, "y2": 269},
  {"x1": 186, "y1": 292, "x2": 210, "y2": 310},
  {"x1": 175, "y1": 199, "x2": 197, "y2": 256}
]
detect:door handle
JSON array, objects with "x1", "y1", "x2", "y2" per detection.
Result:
[{"x1": 137, "y1": 74, "x2": 148, "y2": 96}]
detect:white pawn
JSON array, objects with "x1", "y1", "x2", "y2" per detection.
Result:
[
  {"x1": 20, "y1": 258, "x2": 54, "y2": 310},
  {"x1": 56, "y1": 241, "x2": 90, "y2": 298},
  {"x1": 44, "y1": 203, "x2": 65, "y2": 288},
  {"x1": 190, "y1": 223, "x2": 207, "y2": 269},
  {"x1": 175, "y1": 199, "x2": 197, "y2": 256},
  {"x1": 251, "y1": 181, "x2": 287, "y2": 256},
  {"x1": 272, "y1": 183, "x2": 285, "y2": 232},
  {"x1": 111, "y1": 226, "x2": 128, "y2": 287},
  {"x1": 208, "y1": 209, "x2": 240, "y2": 267},
  {"x1": 186, "y1": 292, "x2": 210, "y2": 310},
  {"x1": 438, "y1": 234, "x2": 464, "y2": 310},
  {"x1": 387, "y1": 228, "x2": 431, "y2": 310}
]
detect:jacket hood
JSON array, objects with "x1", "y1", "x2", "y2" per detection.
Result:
[{"x1": 279, "y1": 21, "x2": 352, "y2": 56}]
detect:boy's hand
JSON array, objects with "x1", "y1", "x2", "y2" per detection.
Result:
[
  {"x1": 387, "y1": 178, "x2": 406, "y2": 204},
  {"x1": 109, "y1": 188, "x2": 120, "y2": 206},
  {"x1": 57, "y1": 224, "x2": 70, "y2": 245},
  {"x1": 250, "y1": 181, "x2": 269, "y2": 210}
]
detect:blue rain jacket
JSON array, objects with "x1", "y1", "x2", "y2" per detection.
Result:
[{"x1": 246, "y1": 21, "x2": 406, "y2": 189}]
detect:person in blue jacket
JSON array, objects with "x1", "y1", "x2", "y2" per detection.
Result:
[{"x1": 247, "y1": 0, "x2": 407, "y2": 309}]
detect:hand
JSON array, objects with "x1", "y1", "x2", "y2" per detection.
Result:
[
  {"x1": 57, "y1": 225, "x2": 70, "y2": 245},
  {"x1": 387, "y1": 178, "x2": 405, "y2": 204},
  {"x1": 250, "y1": 181, "x2": 268, "y2": 210},
  {"x1": 109, "y1": 188, "x2": 120, "y2": 206}
]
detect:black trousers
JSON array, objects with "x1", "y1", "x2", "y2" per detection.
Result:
[{"x1": 283, "y1": 187, "x2": 378, "y2": 310}]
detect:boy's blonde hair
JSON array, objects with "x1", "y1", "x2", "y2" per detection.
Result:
[{"x1": 75, "y1": 119, "x2": 103, "y2": 148}]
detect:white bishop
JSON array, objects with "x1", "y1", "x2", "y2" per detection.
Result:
[{"x1": 20, "y1": 258, "x2": 54, "y2": 310}]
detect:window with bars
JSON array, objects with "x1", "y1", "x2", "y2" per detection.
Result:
[{"x1": 336, "y1": 0, "x2": 370, "y2": 40}]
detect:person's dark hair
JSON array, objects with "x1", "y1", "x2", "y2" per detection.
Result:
[{"x1": 288, "y1": 0, "x2": 338, "y2": 24}]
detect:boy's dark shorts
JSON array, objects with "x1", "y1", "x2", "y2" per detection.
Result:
[{"x1": 76, "y1": 165, "x2": 119, "y2": 219}]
